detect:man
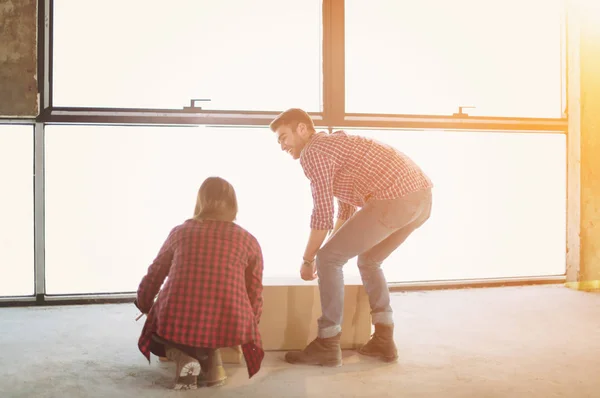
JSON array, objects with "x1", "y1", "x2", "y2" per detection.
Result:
[{"x1": 270, "y1": 108, "x2": 433, "y2": 367}]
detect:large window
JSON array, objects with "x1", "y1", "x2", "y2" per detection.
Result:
[
  {"x1": 53, "y1": 0, "x2": 323, "y2": 111},
  {"x1": 345, "y1": 0, "x2": 564, "y2": 117},
  {"x1": 45, "y1": 126, "x2": 565, "y2": 294},
  {"x1": 0, "y1": 125, "x2": 34, "y2": 297},
  {"x1": 342, "y1": 128, "x2": 566, "y2": 282},
  {"x1": 44, "y1": 125, "x2": 314, "y2": 294}
]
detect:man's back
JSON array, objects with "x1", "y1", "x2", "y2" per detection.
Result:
[{"x1": 301, "y1": 130, "x2": 432, "y2": 208}]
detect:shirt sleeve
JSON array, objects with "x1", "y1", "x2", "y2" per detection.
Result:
[
  {"x1": 136, "y1": 227, "x2": 177, "y2": 313},
  {"x1": 337, "y1": 199, "x2": 357, "y2": 220},
  {"x1": 301, "y1": 150, "x2": 336, "y2": 230},
  {"x1": 245, "y1": 238, "x2": 264, "y2": 325}
]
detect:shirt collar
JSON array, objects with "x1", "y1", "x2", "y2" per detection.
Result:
[{"x1": 300, "y1": 131, "x2": 326, "y2": 156}]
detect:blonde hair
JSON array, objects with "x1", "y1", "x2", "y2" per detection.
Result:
[{"x1": 193, "y1": 177, "x2": 238, "y2": 222}]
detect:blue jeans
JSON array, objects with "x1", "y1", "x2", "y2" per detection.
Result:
[{"x1": 315, "y1": 188, "x2": 433, "y2": 338}]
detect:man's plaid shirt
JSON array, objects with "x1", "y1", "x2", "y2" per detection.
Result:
[{"x1": 300, "y1": 130, "x2": 433, "y2": 230}]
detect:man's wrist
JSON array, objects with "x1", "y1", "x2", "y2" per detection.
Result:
[{"x1": 302, "y1": 257, "x2": 315, "y2": 266}]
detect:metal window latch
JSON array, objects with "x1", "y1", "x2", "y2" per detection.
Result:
[
  {"x1": 183, "y1": 98, "x2": 212, "y2": 111},
  {"x1": 453, "y1": 106, "x2": 475, "y2": 117}
]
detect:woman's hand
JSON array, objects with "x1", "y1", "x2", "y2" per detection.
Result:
[{"x1": 300, "y1": 258, "x2": 317, "y2": 281}]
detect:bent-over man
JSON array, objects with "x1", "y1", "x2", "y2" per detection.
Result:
[{"x1": 270, "y1": 108, "x2": 433, "y2": 367}]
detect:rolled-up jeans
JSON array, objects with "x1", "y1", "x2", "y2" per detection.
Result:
[{"x1": 316, "y1": 188, "x2": 433, "y2": 339}]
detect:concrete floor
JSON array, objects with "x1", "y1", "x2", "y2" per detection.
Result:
[{"x1": 1, "y1": 285, "x2": 599, "y2": 398}]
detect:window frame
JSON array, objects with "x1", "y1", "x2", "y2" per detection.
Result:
[
  {"x1": 38, "y1": 0, "x2": 567, "y2": 133},
  {"x1": 0, "y1": 0, "x2": 570, "y2": 305}
]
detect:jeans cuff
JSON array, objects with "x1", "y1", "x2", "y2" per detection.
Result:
[
  {"x1": 318, "y1": 325, "x2": 342, "y2": 339},
  {"x1": 371, "y1": 311, "x2": 394, "y2": 325}
]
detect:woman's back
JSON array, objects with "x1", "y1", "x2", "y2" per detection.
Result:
[{"x1": 138, "y1": 218, "x2": 264, "y2": 351}]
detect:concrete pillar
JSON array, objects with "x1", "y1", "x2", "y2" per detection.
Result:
[
  {"x1": 566, "y1": 1, "x2": 600, "y2": 291},
  {"x1": 0, "y1": 0, "x2": 38, "y2": 117}
]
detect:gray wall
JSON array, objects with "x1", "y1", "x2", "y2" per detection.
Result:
[{"x1": 0, "y1": 0, "x2": 37, "y2": 117}]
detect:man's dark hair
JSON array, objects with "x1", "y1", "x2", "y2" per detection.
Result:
[{"x1": 269, "y1": 108, "x2": 316, "y2": 133}]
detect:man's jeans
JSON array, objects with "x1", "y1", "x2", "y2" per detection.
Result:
[{"x1": 316, "y1": 188, "x2": 433, "y2": 338}]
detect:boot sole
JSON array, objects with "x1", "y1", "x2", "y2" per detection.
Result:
[
  {"x1": 358, "y1": 349, "x2": 398, "y2": 363},
  {"x1": 286, "y1": 361, "x2": 343, "y2": 367},
  {"x1": 181, "y1": 361, "x2": 201, "y2": 377},
  {"x1": 173, "y1": 360, "x2": 201, "y2": 390},
  {"x1": 173, "y1": 375, "x2": 198, "y2": 390},
  {"x1": 321, "y1": 360, "x2": 343, "y2": 367},
  {"x1": 198, "y1": 378, "x2": 227, "y2": 388},
  {"x1": 285, "y1": 356, "x2": 342, "y2": 367}
]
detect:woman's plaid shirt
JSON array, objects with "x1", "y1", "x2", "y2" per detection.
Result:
[{"x1": 136, "y1": 218, "x2": 264, "y2": 378}]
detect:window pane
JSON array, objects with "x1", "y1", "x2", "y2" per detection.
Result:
[
  {"x1": 45, "y1": 126, "x2": 565, "y2": 294},
  {"x1": 0, "y1": 125, "x2": 34, "y2": 296},
  {"x1": 53, "y1": 0, "x2": 322, "y2": 111},
  {"x1": 44, "y1": 125, "x2": 314, "y2": 294},
  {"x1": 345, "y1": 0, "x2": 564, "y2": 117},
  {"x1": 339, "y1": 129, "x2": 566, "y2": 282}
]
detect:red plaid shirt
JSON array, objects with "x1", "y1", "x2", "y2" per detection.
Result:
[
  {"x1": 300, "y1": 130, "x2": 433, "y2": 230},
  {"x1": 136, "y1": 219, "x2": 264, "y2": 378}
]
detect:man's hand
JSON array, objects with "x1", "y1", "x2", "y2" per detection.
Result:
[{"x1": 300, "y1": 258, "x2": 317, "y2": 281}]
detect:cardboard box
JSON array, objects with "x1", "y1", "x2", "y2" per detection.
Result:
[
  {"x1": 219, "y1": 345, "x2": 243, "y2": 364},
  {"x1": 220, "y1": 278, "x2": 371, "y2": 364},
  {"x1": 219, "y1": 279, "x2": 372, "y2": 364},
  {"x1": 258, "y1": 280, "x2": 372, "y2": 351}
]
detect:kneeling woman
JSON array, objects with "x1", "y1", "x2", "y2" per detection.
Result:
[{"x1": 135, "y1": 177, "x2": 265, "y2": 390}]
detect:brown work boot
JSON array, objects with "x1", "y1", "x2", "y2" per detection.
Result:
[
  {"x1": 358, "y1": 323, "x2": 398, "y2": 362},
  {"x1": 165, "y1": 347, "x2": 201, "y2": 390},
  {"x1": 197, "y1": 349, "x2": 227, "y2": 387},
  {"x1": 284, "y1": 333, "x2": 342, "y2": 367}
]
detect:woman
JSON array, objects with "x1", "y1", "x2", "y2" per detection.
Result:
[{"x1": 134, "y1": 177, "x2": 265, "y2": 390}]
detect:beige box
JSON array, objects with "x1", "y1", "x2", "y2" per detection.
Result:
[
  {"x1": 220, "y1": 279, "x2": 372, "y2": 364},
  {"x1": 259, "y1": 281, "x2": 372, "y2": 351},
  {"x1": 219, "y1": 345, "x2": 243, "y2": 364}
]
